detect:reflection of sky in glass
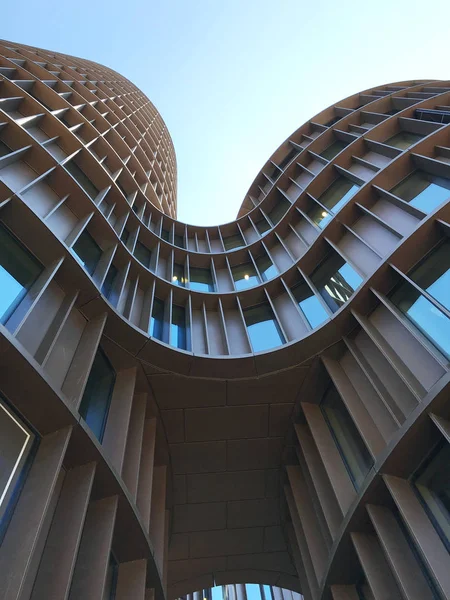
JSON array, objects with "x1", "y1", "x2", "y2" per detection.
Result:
[
  {"x1": 425, "y1": 269, "x2": 450, "y2": 311},
  {"x1": 338, "y1": 263, "x2": 362, "y2": 291},
  {"x1": 260, "y1": 263, "x2": 278, "y2": 281},
  {"x1": 211, "y1": 587, "x2": 223, "y2": 600},
  {"x1": 247, "y1": 319, "x2": 283, "y2": 352},
  {"x1": 300, "y1": 295, "x2": 328, "y2": 329},
  {"x1": 246, "y1": 584, "x2": 261, "y2": 600},
  {"x1": 405, "y1": 295, "x2": 450, "y2": 358},
  {"x1": 234, "y1": 273, "x2": 260, "y2": 290},
  {"x1": 410, "y1": 182, "x2": 450, "y2": 213},
  {"x1": 0, "y1": 267, "x2": 24, "y2": 322}
]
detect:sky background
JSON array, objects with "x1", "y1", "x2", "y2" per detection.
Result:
[{"x1": 2, "y1": 0, "x2": 450, "y2": 226}]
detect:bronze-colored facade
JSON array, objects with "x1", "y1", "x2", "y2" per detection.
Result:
[{"x1": 0, "y1": 39, "x2": 449, "y2": 600}]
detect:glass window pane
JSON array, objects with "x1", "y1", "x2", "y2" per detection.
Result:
[
  {"x1": 244, "y1": 303, "x2": 285, "y2": 352},
  {"x1": 268, "y1": 196, "x2": 290, "y2": 225},
  {"x1": 73, "y1": 230, "x2": 102, "y2": 275},
  {"x1": 245, "y1": 584, "x2": 262, "y2": 600},
  {"x1": 391, "y1": 279, "x2": 450, "y2": 359},
  {"x1": 385, "y1": 131, "x2": 423, "y2": 150},
  {"x1": 409, "y1": 240, "x2": 450, "y2": 312},
  {"x1": 0, "y1": 396, "x2": 36, "y2": 536},
  {"x1": 0, "y1": 224, "x2": 42, "y2": 324},
  {"x1": 171, "y1": 305, "x2": 188, "y2": 350},
  {"x1": 262, "y1": 585, "x2": 273, "y2": 600},
  {"x1": 320, "y1": 140, "x2": 349, "y2": 161},
  {"x1": 134, "y1": 241, "x2": 151, "y2": 268},
  {"x1": 232, "y1": 263, "x2": 260, "y2": 290},
  {"x1": 102, "y1": 552, "x2": 118, "y2": 599},
  {"x1": 310, "y1": 177, "x2": 359, "y2": 228},
  {"x1": 173, "y1": 263, "x2": 186, "y2": 287},
  {"x1": 292, "y1": 282, "x2": 329, "y2": 329},
  {"x1": 190, "y1": 267, "x2": 215, "y2": 292},
  {"x1": 414, "y1": 442, "x2": 450, "y2": 549},
  {"x1": 277, "y1": 146, "x2": 300, "y2": 171},
  {"x1": 120, "y1": 228, "x2": 129, "y2": 245},
  {"x1": 223, "y1": 233, "x2": 244, "y2": 251},
  {"x1": 174, "y1": 234, "x2": 185, "y2": 248},
  {"x1": 321, "y1": 384, "x2": 373, "y2": 489},
  {"x1": 256, "y1": 254, "x2": 278, "y2": 282},
  {"x1": 255, "y1": 217, "x2": 270, "y2": 235},
  {"x1": 150, "y1": 297, "x2": 165, "y2": 341},
  {"x1": 311, "y1": 253, "x2": 363, "y2": 312},
  {"x1": 101, "y1": 264, "x2": 118, "y2": 300},
  {"x1": 65, "y1": 160, "x2": 99, "y2": 199},
  {"x1": 161, "y1": 229, "x2": 170, "y2": 242},
  {"x1": 78, "y1": 349, "x2": 116, "y2": 442},
  {"x1": 391, "y1": 171, "x2": 450, "y2": 213}
]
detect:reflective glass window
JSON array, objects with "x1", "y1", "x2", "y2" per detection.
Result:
[
  {"x1": 292, "y1": 282, "x2": 329, "y2": 329},
  {"x1": 102, "y1": 552, "x2": 118, "y2": 599},
  {"x1": 0, "y1": 223, "x2": 42, "y2": 324},
  {"x1": 174, "y1": 234, "x2": 185, "y2": 248},
  {"x1": 268, "y1": 196, "x2": 290, "y2": 226},
  {"x1": 172, "y1": 263, "x2": 186, "y2": 287},
  {"x1": 134, "y1": 241, "x2": 151, "y2": 268},
  {"x1": 311, "y1": 253, "x2": 363, "y2": 312},
  {"x1": 79, "y1": 348, "x2": 116, "y2": 442},
  {"x1": 171, "y1": 304, "x2": 188, "y2": 350},
  {"x1": 120, "y1": 228, "x2": 129, "y2": 245},
  {"x1": 385, "y1": 131, "x2": 423, "y2": 150},
  {"x1": 277, "y1": 146, "x2": 300, "y2": 171},
  {"x1": 161, "y1": 228, "x2": 170, "y2": 242},
  {"x1": 65, "y1": 160, "x2": 99, "y2": 199},
  {"x1": 391, "y1": 171, "x2": 450, "y2": 213},
  {"x1": 232, "y1": 263, "x2": 260, "y2": 290},
  {"x1": 72, "y1": 230, "x2": 102, "y2": 275},
  {"x1": 0, "y1": 396, "x2": 36, "y2": 541},
  {"x1": 256, "y1": 253, "x2": 278, "y2": 282},
  {"x1": 254, "y1": 217, "x2": 270, "y2": 235},
  {"x1": 409, "y1": 239, "x2": 450, "y2": 311},
  {"x1": 101, "y1": 264, "x2": 118, "y2": 300},
  {"x1": 390, "y1": 279, "x2": 450, "y2": 359},
  {"x1": 414, "y1": 442, "x2": 450, "y2": 550},
  {"x1": 309, "y1": 177, "x2": 359, "y2": 229},
  {"x1": 190, "y1": 267, "x2": 215, "y2": 292},
  {"x1": 320, "y1": 139, "x2": 349, "y2": 161},
  {"x1": 321, "y1": 384, "x2": 373, "y2": 489},
  {"x1": 223, "y1": 233, "x2": 245, "y2": 251},
  {"x1": 150, "y1": 297, "x2": 165, "y2": 341},
  {"x1": 244, "y1": 303, "x2": 285, "y2": 352}
]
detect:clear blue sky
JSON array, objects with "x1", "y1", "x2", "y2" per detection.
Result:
[{"x1": 2, "y1": 1, "x2": 450, "y2": 225}]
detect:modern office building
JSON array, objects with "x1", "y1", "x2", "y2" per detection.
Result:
[{"x1": 0, "y1": 38, "x2": 449, "y2": 600}]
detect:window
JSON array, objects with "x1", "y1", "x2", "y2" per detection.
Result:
[
  {"x1": 320, "y1": 139, "x2": 349, "y2": 161},
  {"x1": 101, "y1": 264, "x2": 118, "y2": 300},
  {"x1": 391, "y1": 171, "x2": 450, "y2": 213},
  {"x1": 311, "y1": 253, "x2": 363, "y2": 312},
  {"x1": 134, "y1": 241, "x2": 151, "y2": 268},
  {"x1": 409, "y1": 240, "x2": 450, "y2": 312},
  {"x1": 309, "y1": 177, "x2": 359, "y2": 228},
  {"x1": 244, "y1": 303, "x2": 285, "y2": 352},
  {"x1": 0, "y1": 139, "x2": 11, "y2": 157},
  {"x1": 102, "y1": 552, "x2": 118, "y2": 599},
  {"x1": 78, "y1": 348, "x2": 116, "y2": 442},
  {"x1": 254, "y1": 217, "x2": 270, "y2": 235},
  {"x1": 73, "y1": 230, "x2": 102, "y2": 275},
  {"x1": 414, "y1": 442, "x2": 450, "y2": 550},
  {"x1": 324, "y1": 115, "x2": 342, "y2": 127},
  {"x1": 161, "y1": 228, "x2": 170, "y2": 242},
  {"x1": 292, "y1": 281, "x2": 329, "y2": 329},
  {"x1": 255, "y1": 253, "x2": 277, "y2": 282},
  {"x1": 0, "y1": 396, "x2": 36, "y2": 542},
  {"x1": 150, "y1": 297, "x2": 165, "y2": 341},
  {"x1": 223, "y1": 233, "x2": 244, "y2": 251},
  {"x1": 172, "y1": 263, "x2": 186, "y2": 286},
  {"x1": 171, "y1": 305, "x2": 188, "y2": 350},
  {"x1": 321, "y1": 384, "x2": 373, "y2": 489},
  {"x1": 385, "y1": 131, "x2": 423, "y2": 150},
  {"x1": 190, "y1": 267, "x2": 215, "y2": 292},
  {"x1": 232, "y1": 263, "x2": 260, "y2": 290},
  {"x1": 390, "y1": 279, "x2": 450, "y2": 359},
  {"x1": 0, "y1": 223, "x2": 42, "y2": 324},
  {"x1": 65, "y1": 160, "x2": 99, "y2": 199},
  {"x1": 120, "y1": 228, "x2": 129, "y2": 245},
  {"x1": 267, "y1": 196, "x2": 290, "y2": 226},
  {"x1": 115, "y1": 178, "x2": 127, "y2": 198},
  {"x1": 277, "y1": 146, "x2": 300, "y2": 171},
  {"x1": 174, "y1": 234, "x2": 185, "y2": 248}
]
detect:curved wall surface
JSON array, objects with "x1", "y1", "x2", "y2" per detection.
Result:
[{"x1": 0, "y1": 38, "x2": 449, "y2": 600}]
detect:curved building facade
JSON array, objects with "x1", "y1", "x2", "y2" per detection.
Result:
[{"x1": 0, "y1": 38, "x2": 449, "y2": 600}]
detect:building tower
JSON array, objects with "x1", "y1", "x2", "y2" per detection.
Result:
[{"x1": 0, "y1": 39, "x2": 449, "y2": 600}]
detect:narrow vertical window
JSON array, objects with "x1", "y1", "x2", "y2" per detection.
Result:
[
  {"x1": 244, "y1": 303, "x2": 285, "y2": 352},
  {"x1": 150, "y1": 297, "x2": 165, "y2": 341},
  {"x1": 73, "y1": 230, "x2": 102, "y2": 275},
  {"x1": 171, "y1": 305, "x2": 188, "y2": 350}
]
